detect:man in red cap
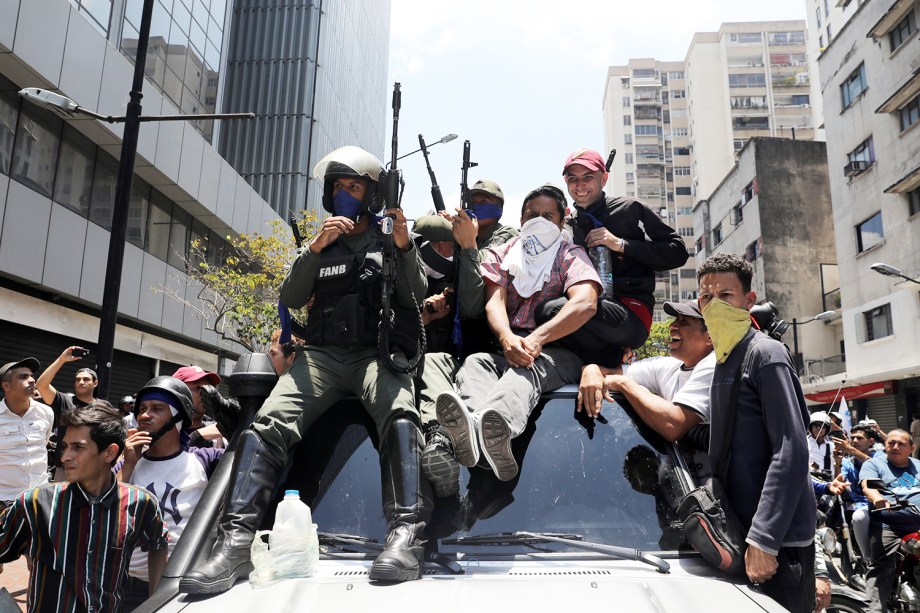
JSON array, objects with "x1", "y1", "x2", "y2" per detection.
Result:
[
  {"x1": 551, "y1": 148, "x2": 688, "y2": 368},
  {"x1": 173, "y1": 366, "x2": 227, "y2": 448}
]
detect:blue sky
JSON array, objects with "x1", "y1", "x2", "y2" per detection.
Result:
[{"x1": 386, "y1": 0, "x2": 808, "y2": 224}]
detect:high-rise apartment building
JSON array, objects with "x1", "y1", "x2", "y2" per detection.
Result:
[
  {"x1": 685, "y1": 21, "x2": 817, "y2": 203},
  {"x1": 0, "y1": 0, "x2": 390, "y2": 399},
  {"x1": 603, "y1": 60, "x2": 696, "y2": 316},
  {"x1": 603, "y1": 21, "x2": 818, "y2": 320},
  {"x1": 815, "y1": 0, "x2": 920, "y2": 426}
]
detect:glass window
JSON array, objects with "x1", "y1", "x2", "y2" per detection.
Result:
[
  {"x1": 623, "y1": 115, "x2": 632, "y2": 126},
  {"x1": 10, "y1": 107, "x2": 61, "y2": 198},
  {"x1": 127, "y1": 178, "x2": 150, "y2": 249},
  {"x1": 0, "y1": 77, "x2": 19, "y2": 176},
  {"x1": 76, "y1": 0, "x2": 113, "y2": 34},
  {"x1": 899, "y1": 94, "x2": 920, "y2": 132},
  {"x1": 189, "y1": 219, "x2": 209, "y2": 268},
  {"x1": 889, "y1": 10, "x2": 916, "y2": 52},
  {"x1": 712, "y1": 224, "x2": 723, "y2": 245},
  {"x1": 89, "y1": 151, "x2": 118, "y2": 230},
  {"x1": 624, "y1": 153, "x2": 633, "y2": 164},
  {"x1": 730, "y1": 32, "x2": 763, "y2": 44},
  {"x1": 635, "y1": 125, "x2": 660, "y2": 136},
  {"x1": 624, "y1": 134, "x2": 632, "y2": 144},
  {"x1": 675, "y1": 187, "x2": 692, "y2": 196},
  {"x1": 728, "y1": 73, "x2": 767, "y2": 88},
  {"x1": 168, "y1": 206, "x2": 191, "y2": 269},
  {"x1": 856, "y1": 212, "x2": 883, "y2": 253},
  {"x1": 909, "y1": 187, "x2": 920, "y2": 217},
  {"x1": 864, "y1": 304, "x2": 892, "y2": 341},
  {"x1": 733, "y1": 116, "x2": 770, "y2": 130},
  {"x1": 206, "y1": 229, "x2": 228, "y2": 266},
  {"x1": 841, "y1": 64, "x2": 868, "y2": 108},
  {"x1": 146, "y1": 192, "x2": 172, "y2": 262},
  {"x1": 622, "y1": 96, "x2": 631, "y2": 107},
  {"x1": 54, "y1": 125, "x2": 96, "y2": 217},
  {"x1": 848, "y1": 137, "x2": 875, "y2": 164}
]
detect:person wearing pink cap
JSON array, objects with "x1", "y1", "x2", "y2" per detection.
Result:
[
  {"x1": 173, "y1": 366, "x2": 228, "y2": 449},
  {"x1": 551, "y1": 148, "x2": 688, "y2": 368}
]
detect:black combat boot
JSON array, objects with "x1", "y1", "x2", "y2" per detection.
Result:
[
  {"x1": 179, "y1": 430, "x2": 283, "y2": 594},
  {"x1": 369, "y1": 418, "x2": 433, "y2": 582}
]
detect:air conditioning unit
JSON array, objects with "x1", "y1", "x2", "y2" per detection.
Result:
[{"x1": 844, "y1": 160, "x2": 869, "y2": 177}]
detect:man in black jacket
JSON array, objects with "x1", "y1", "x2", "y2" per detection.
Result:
[{"x1": 547, "y1": 148, "x2": 688, "y2": 367}]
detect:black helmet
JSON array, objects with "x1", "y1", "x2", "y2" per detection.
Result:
[
  {"x1": 134, "y1": 376, "x2": 194, "y2": 431},
  {"x1": 313, "y1": 146, "x2": 385, "y2": 214},
  {"x1": 118, "y1": 395, "x2": 135, "y2": 407}
]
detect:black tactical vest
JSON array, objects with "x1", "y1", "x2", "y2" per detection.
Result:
[
  {"x1": 305, "y1": 241, "x2": 385, "y2": 349},
  {"x1": 304, "y1": 239, "x2": 421, "y2": 358}
]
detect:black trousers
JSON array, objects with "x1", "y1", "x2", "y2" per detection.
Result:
[
  {"x1": 756, "y1": 545, "x2": 816, "y2": 613},
  {"x1": 536, "y1": 297, "x2": 649, "y2": 368}
]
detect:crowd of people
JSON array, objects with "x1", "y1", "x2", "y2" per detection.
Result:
[{"x1": 0, "y1": 143, "x2": 904, "y2": 613}]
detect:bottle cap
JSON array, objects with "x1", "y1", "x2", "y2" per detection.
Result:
[{"x1": 284, "y1": 489, "x2": 300, "y2": 497}]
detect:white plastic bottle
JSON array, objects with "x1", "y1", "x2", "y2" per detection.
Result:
[{"x1": 268, "y1": 490, "x2": 319, "y2": 578}]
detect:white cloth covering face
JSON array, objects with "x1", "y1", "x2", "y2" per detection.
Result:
[{"x1": 500, "y1": 216, "x2": 562, "y2": 298}]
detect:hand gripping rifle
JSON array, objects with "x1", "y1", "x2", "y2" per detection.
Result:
[
  {"x1": 377, "y1": 82, "x2": 424, "y2": 374},
  {"x1": 418, "y1": 134, "x2": 446, "y2": 213}
]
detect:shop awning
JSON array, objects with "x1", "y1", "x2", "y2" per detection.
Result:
[{"x1": 805, "y1": 380, "x2": 894, "y2": 404}]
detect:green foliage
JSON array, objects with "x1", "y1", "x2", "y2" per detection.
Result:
[
  {"x1": 155, "y1": 212, "x2": 320, "y2": 353},
  {"x1": 634, "y1": 320, "x2": 671, "y2": 360}
]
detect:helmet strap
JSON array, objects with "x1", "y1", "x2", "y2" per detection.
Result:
[{"x1": 147, "y1": 413, "x2": 184, "y2": 444}]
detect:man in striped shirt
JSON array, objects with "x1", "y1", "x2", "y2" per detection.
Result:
[{"x1": 0, "y1": 402, "x2": 169, "y2": 612}]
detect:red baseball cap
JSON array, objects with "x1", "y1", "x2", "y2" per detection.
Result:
[
  {"x1": 172, "y1": 365, "x2": 221, "y2": 385},
  {"x1": 563, "y1": 148, "x2": 607, "y2": 174}
]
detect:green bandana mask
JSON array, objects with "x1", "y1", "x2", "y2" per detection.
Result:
[{"x1": 702, "y1": 298, "x2": 752, "y2": 363}]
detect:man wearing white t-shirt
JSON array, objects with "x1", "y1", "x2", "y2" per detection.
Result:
[
  {"x1": 578, "y1": 300, "x2": 714, "y2": 442},
  {"x1": 117, "y1": 376, "x2": 224, "y2": 609}
]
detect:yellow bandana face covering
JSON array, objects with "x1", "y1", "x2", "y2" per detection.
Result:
[{"x1": 702, "y1": 298, "x2": 752, "y2": 363}]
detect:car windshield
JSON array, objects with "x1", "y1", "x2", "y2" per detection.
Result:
[{"x1": 282, "y1": 392, "x2": 697, "y2": 556}]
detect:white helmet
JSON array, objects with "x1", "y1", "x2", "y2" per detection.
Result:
[{"x1": 313, "y1": 146, "x2": 385, "y2": 214}]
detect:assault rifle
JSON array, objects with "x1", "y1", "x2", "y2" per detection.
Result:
[
  {"x1": 605, "y1": 148, "x2": 617, "y2": 172},
  {"x1": 418, "y1": 134, "x2": 446, "y2": 212},
  {"x1": 459, "y1": 139, "x2": 477, "y2": 210},
  {"x1": 377, "y1": 82, "x2": 424, "y2": 374}
]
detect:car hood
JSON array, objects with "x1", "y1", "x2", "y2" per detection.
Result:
[{"x1": 158, "y1": 557, "x2": 787, "y2": 612}]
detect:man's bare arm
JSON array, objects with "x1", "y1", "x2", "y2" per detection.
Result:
[
  {"x1": 525, "y1": 281, "x2": 599, "y2": 355},
  {"x1": 35, "y1": 346, "x2": 82, "y2": 405},
  {"x1": 578, "y1": 363, "x2": 623, "y2": 418},
  {"x1": 148, "y1": 547, "x2": 168, "y2": 594},
  {"x1": 605, "y1": 374, "x2": 702, "y2": 442}
]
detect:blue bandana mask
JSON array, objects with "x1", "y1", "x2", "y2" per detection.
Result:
[
  {"x1": 333, "y1": 190, "x2": 364, "y2": 219},
  {"x1": 470, "y1": 203, "x2": 503, "y2": 220}
]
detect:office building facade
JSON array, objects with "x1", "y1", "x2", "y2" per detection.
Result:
[{"x1": 0, "y1": 0, "x2": 390, "y2": 399}]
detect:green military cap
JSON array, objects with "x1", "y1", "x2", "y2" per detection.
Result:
[
  {"x1": 413, "y1": 215, "x2": 454, "y2": 243},
  {"x1": 470, "y1": 179, "x2": 504, "y2": 203}
]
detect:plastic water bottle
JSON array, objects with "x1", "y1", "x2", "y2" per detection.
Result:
[
  {"x1": 268, "y1": 490, "x2": 318, "y2": 577},
  {"x1": 590, "y1": 246, "x2": 615, "y2": 300}
]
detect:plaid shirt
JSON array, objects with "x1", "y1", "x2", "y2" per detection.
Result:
[
  {"x1": 481, "y1": 237, "x2": 601, "y2": 332},
  {"x1": 0, "y1": 479, "x2": 168, "y2": 613}
]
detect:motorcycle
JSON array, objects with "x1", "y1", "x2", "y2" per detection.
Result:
[
  {"x1": 860, "y1": 479, "x2": 920, "y2": 612},
  {"x1": 818, "y1": 517, "x2": 870, "y2": 612}
]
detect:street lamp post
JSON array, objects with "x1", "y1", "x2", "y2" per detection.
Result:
[
  {"x1": 792, "y1": 310, "x2": 835, "y2": 376},
  {"x1": 396, "y1": 133, "x2": 457, "y2": 161},
  {"x1": 871, "y1": 262, "x2": 920, "y2": 284},
  {"x1": 18, "y1": 0, "x2": 253, "y2": 400}
]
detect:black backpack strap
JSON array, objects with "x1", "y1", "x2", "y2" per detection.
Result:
[{"x1": 714, "y1": 334, "x2": 761, "y2": 481}]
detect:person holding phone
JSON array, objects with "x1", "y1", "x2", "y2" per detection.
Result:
[{"x1": 36, "y1": 346, "x2": 99, "y2": 420}]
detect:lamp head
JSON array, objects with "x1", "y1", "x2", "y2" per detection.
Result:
[
  {"x1": 18, "y1": 88, "x2": 79, "y2": 118},
  {"x1": 439, "y1": 133, "x2": 458, "y2": 144},
  {"x1": 871, "y1": 262, "x2": 901, "y2": 277}
]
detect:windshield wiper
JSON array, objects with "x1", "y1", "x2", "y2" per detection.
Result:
[
  {"x1": 318, "y1": 532, "x2": 463, "y2": 575},
  {"x1": 443, "y1": 531, "x2": 670, "y2": 574},
  {"x1": 318, "y1": 532, "x2": 381, "y2": 550}
]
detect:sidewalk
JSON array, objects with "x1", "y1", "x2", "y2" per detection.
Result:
[{"x1": 0, "y1": 558, "x2": 27, "y2": 612}]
